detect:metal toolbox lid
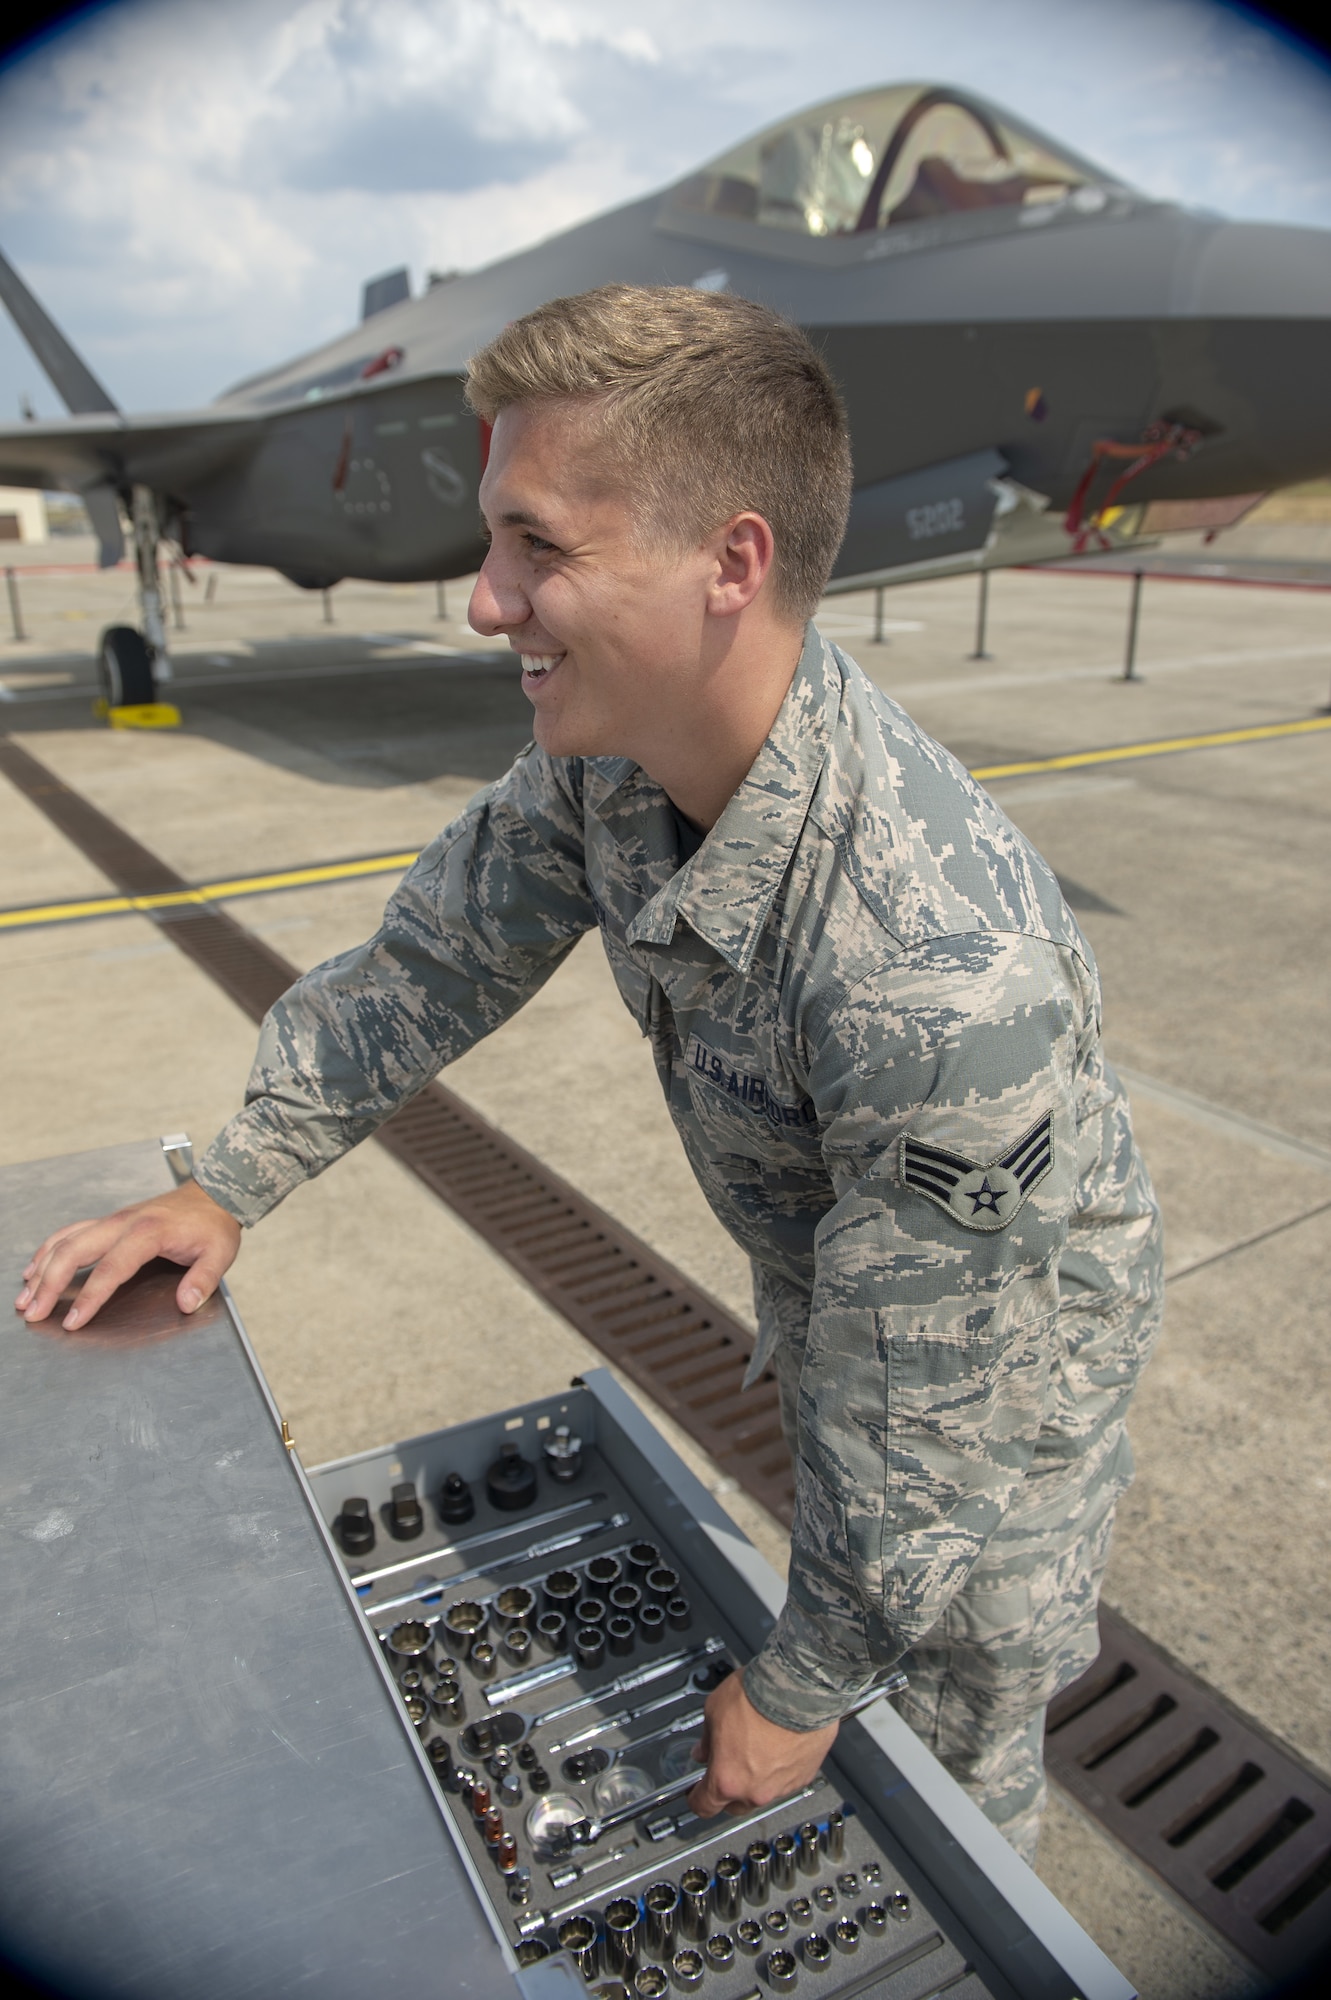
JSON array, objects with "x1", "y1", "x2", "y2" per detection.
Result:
[{"x1": 0, "y1": 1138, "x2": 521, "y2": 2000}]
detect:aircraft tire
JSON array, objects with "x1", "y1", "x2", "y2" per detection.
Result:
[{"x1": 98, "y1": 625, "x2": 156, "y2": 707}]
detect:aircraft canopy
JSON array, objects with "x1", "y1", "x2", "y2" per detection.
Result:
[{"x1": 668, "y1": 84, "x2": 1127, "y2": 239}]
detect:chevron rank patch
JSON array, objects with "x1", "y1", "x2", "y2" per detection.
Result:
[{"x1": 899, "y1": 1112, "x2": 1053, "y2": 1232}]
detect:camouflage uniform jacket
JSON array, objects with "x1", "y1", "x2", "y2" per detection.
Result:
[{"x1": 197, "y1": 624, "x2": 1162, "y2": 1731}]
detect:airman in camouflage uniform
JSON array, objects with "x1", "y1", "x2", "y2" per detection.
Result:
[{"x1": 195, "y1": 622, "x2": 1163, "y2": 1862}]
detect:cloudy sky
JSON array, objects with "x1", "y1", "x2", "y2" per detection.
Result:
[{"x1": 0, "y1": 0, "x2": 1329, "y2": 419}]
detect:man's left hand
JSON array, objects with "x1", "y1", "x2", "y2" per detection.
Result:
[{"x1": 689, "y1": 1667, "x2": 839, "y2": 1817}]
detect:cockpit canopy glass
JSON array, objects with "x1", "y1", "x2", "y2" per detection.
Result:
[{"x1": 668, "y1": 84, "x2": 1127, "y2": 239}]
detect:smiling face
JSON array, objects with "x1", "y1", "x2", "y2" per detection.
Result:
[{"x1": 468, "y1": 400, "x2": 724, "y2": 765}]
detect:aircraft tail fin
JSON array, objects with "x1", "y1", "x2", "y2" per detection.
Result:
[{"x1": 0, "y1": 245, "x2": 120, "y2": 416}]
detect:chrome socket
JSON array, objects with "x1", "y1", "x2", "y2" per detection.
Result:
[
  {"x1": 535, "y1": 1610, "x2": 568, "y2": 1654},
  {"x1": 802, "y1": 1932, "x2": 832, "y2": 1970},
  {"x1": 888, "y1": 1890, "x2": 911, "y2": 1922},
  {"x1": 666, "y1": 1596, "x2": 692, "y2": 1631},
  {"x1": 585, "y1": 1554, "x2": 623, "y2": 1592},
  {"x1": 679, "y1": 1866, "x2": 711, "y2": 1940},
  {"x1": 384, "y1": 1619, "x2": 434, "y2": 1677},
  {"x1": 442, "y1": 1599, "x2": 488, "y2": 1657},
  {"x1": 633, "y1": 1967, "x2": 668, "y2": 1999},
  {"x1": 704, "y1": 1934, "x2": 734, "y2": 1973},
  {"x1": 573, "y1": 1625, "x2": 606, "y2": 1671},
  {"x1": 772, "y1": 1832, "x2": 798, "y2": 1891},
  {"x1": 557, "y1": 1914, "x2": 598, "y2": 1981},
  {"x1": 736, "y1": 1919, "x2": 763, "y2": 1956},
  {"x1": 645, "y1": 1566, "x2": 679, "y2": 1601},
  {"x1": 403, "y1": 1693, "x2": 430, "y2": 1733},
  {"x1": 670, "y1": 1948, "x2": 703, "y2": 1991},
  {"x1": 603, "y1": 1897, "x2": 641, "y2": 1977},
  {"x1": 763, "y1": 1910, "x2": 790, "y2": 1939},
  {"x1": 638, "y1": 1603, "x2": 666, "y2": 1642},
  {"x1": 831, "y1": 1918, "x2": 860, "y2": 1955},
  {"x1": 814, "y1": 1885, "x2": 837, "y2": 1912},
  {"x1": 494, "y1": 1584, "x2": 537, "y2": 1630},
  {"x1": 609, "y1": 1582, "x2": 642, "y2": 1618},
  {"x1": 797, "y1": 1821, "x2": 822, "y2": 1875},
  {"x1": 861, "y1": 1903, "x2": 887, "y2": 1935},
  {"x1": 822, "y1": 1810, "x2": 844, "y2": 1862},
  {"x1": 626, "y1": 1540, "x2": 661, "y2": 1575},
  {"x1": 744, "y1": 1839, "x2": 772, "y2": 1906},
  {"x1": 765, "y1": 1947, "x2": 798, "y2": 1992},
  {"x1": 543, "y1": 1568, "x2": 581, "y2": 1612},
  {"x1": 644, "y1": 1880, "x2": 680, "y2": 1957},
  {"x1": 573, "y1": 1595, "x2": 606, "y2": 1627},
  {"x1": 502, "y1": 1626, "x2": 532, "y2": 1667},
  {"x1": 606, "y1": 1614, "x2": 636, "y2": 1656},
  {"x1": 467, "y1": 1640, "x2": 497, "y2": 1680},
  {"x1": 713, "y1": 1853, "x2": 744, "y2": 1923}
]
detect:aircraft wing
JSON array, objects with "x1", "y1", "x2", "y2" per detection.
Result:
[
  {"x1": 0, "y1": 408, "x2": 261, "y2": 492},
  {"x1": 0, "y1": 409, "x2": 263, "y2": 566}
]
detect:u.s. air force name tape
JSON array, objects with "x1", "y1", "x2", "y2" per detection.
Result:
[{"x1": 899, "y1": 1113, "x2": 1053, "y2": 1232}]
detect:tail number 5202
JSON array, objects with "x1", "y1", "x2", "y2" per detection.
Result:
[{"x1": 906, "y1": 497, "x2": 964, "y2": 540}]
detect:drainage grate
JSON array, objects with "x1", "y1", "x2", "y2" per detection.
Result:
[
  {"x1": 0, "y1": 739, "x2": 794, "y2": 1523},
  {"x1": 1047, "y1": 1605, "x2": 1331, "y2": 1979}
]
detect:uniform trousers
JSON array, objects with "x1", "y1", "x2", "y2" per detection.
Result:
[{"x1": 771, "y1": 1334, "x2": 1132, "y2": 1865}]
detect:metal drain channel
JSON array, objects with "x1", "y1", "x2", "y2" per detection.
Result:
[
  {"x1": 1047, "y1": 1606, "x2": 1331, "y2": 1979},
  {"x1": 0, "y1": 738, "x2": 794, "y2": 1524}
]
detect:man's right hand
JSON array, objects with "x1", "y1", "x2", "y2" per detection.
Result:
[{"x1": 14, "y1": 1179, "x2": 242, "y2": 1330}]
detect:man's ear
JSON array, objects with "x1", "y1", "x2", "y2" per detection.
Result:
[{"x1": 706, "y1": 512, "x2": 777, "y2": 617}]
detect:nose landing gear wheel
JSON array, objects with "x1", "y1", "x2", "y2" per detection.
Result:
[{"x1": 98, "y1": 625, "x2": 157, "y2": 707}]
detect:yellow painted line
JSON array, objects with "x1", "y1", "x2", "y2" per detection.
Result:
[
  {"x1": 970, "y1": 715, "x2": 1331, "y2": 781},
  {"x1": 2, "y1": 716, "x2": 1328, "y2": 934},
  {"x1": 0, "y1": 852, "x2": 420, "y2": 932}
]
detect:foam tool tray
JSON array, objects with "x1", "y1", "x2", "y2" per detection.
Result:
[{"x1": 307, "y1": 1373, "x2": 1132, "y2": 2000}]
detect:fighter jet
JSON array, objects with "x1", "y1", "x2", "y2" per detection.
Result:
[{"x1": 2, "y1": 79, "x2": 1329, "y2": 705}]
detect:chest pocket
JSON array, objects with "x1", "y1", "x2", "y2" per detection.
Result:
[{"x1": 683, "y1": 1030, "x2": 821, "y2": 1151}]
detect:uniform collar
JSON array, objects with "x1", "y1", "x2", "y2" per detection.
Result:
[{"x1": 618, "y1": 623, "x2": 840, "y2": 972}]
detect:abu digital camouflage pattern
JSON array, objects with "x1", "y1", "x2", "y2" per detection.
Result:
[{"x1": 196, "y1": 625, "x2": 1163, "y2": 1834}]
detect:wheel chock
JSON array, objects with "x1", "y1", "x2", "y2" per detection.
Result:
[{"x1": 93, "y1": 699, "x2": 182, "y2": 729}]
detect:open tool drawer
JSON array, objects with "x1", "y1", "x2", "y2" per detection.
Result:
[{"x1": 308, "y1": 1374, "x2": 1134, "y2": 2000}]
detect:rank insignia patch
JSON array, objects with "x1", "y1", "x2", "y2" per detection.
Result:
[{"x1": 899, "y1": 1113, "x2": 1053, "y2": 1232}]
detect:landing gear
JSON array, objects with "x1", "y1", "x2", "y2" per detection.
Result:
[
  {"x1": 98, "y1": 625, "x2": 156, "y2": 706},
  {"x1": 96, "y1": 483, "x2": 174, "y2": 714}
]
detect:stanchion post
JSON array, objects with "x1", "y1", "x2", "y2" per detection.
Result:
[
  {"x1": 6, "y1": 566, "x2": 26, "y2": 643},
  {"x1": 1123, "y1": 569, "x2": 1144, "y2": 681},
  {"x1": 435, "y1": 579, "x2": 447, "y2": 622},
  {"x1": 968, "y1": 569, "x2": 992, "y2": 660},
  {"x1": 871, "y1": 585, "x2": 886, "y2": 645},
  {"x1": 322, "y1": 587, "x2": 334, "y2": 625}
]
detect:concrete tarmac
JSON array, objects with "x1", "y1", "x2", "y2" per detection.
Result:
[{"x1": 4, "y1": 549, "x2": 1329, "y2": 1998}]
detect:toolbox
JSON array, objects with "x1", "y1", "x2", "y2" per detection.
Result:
[{"x1": 0, "y1": 1138, "x2": 1133, "y2": 2000}]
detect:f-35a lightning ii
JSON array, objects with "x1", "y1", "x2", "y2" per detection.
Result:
[{"x1": 2, "y1": 79, "x2": 1329, "y2": 705}]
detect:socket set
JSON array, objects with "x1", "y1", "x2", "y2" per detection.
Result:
[{"x1": 308, "y1": 1386, "x2": 998, "y2": 2000}]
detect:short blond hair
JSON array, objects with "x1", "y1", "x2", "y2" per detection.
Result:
[{"x1": 466, "y1": 285, "x2": 851, "y2": 623}]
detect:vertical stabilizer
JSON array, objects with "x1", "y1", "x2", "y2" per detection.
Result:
[{"x1": 0, "y1": 246, "x2": 119, "y2": 415}]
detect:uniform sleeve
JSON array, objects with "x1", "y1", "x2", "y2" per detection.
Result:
[
  {"x1": 194, "y1": 747, "x2": 596, "y2": 1226},
  {"x1": 743, "y1": 930, "x2": 1097, "y2": 1731}
]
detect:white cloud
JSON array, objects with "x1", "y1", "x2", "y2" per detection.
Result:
[{"x1": 0, "y1": 0, "x2": 1327, "y2": 417}]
